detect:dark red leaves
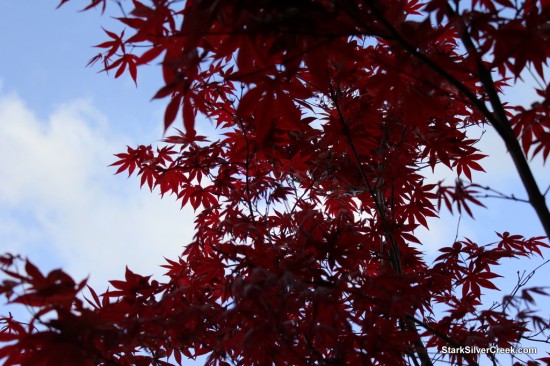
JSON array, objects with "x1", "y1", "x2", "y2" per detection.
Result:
[
  {"x1": 164, "y1": 93, "x2": 182, "y2": 131},
  {"x1": 437, "y1": 180, "x2": 486, "y2": 217},
  {"x1": 496, "y1": 232, "x2": 549, "y2": 257},
  {"x1": 453, "y1": 153, "x2": 487, "y2": 181},
  {"x1": 461, "y1": 270, "x2": 501, "y2": 299},
  {"x1": 137, "y1": 45, "x2": 164, "y2": 66},
  {"x1": 510, "y1": 93, "x2": 550, "y2": 161},
  {"x1": 0, "y1": 260, "x2": 84, "y2": 309},
  {"x1": 183, "y1": 94, "x2": 196, "y2": 138},
  {"x1": 57, "y1": 0, "x2": 106, "y2": 13},
  {"x1": 105, "y1": 267, "x2": 157, "y2": 301},
  {"x1": 4, "y1": 0, "x2": 550, "y2": 365},
  {"x1": 0, "y1": 314, "x2": 26, "y2": 343},
  {"x1": 492, "y1": 21, "x2": 549, "y2": 79},
  {"x1": 95, "y1": 28, "x2": 125, "y2": 59}
]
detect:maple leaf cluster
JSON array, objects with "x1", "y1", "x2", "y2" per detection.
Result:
[{"x1": 2, "y1": 0, "x2": 550, "y2": 365}]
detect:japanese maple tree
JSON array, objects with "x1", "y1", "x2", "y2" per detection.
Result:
[{"x1": 2, "y1": 0, "x2": 550, "y2": 365}]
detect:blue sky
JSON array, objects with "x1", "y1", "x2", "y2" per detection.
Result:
[
  {"x1": 1, "y1": 1, "x2": 549, "y2": 364},
  {"x1": 0, "y1": 1, "x2": 197, "y2": 288}
]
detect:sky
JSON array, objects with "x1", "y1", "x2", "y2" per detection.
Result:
[
  {"x1": 0, "y1": 1, "x2": 197, "y2": 288},
  {"x1": 0, "y1": 1, "x2": 549, "y2": 364}
]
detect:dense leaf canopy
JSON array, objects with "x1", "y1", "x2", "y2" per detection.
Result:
[{"x1": 2, "y1": 0, "x2": 550, "y2": 365}]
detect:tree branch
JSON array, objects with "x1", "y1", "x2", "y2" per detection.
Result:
[{"x1": 445, "y1": 4, "x2": 550, "y2": 240}]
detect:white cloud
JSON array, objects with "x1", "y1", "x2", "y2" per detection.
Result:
[
  {"x1": 0, "y1": 92, "x2": 196, "y2": 289},
  {"x1": 1, "y1": 88, "x2": 546, "y2": 285}
]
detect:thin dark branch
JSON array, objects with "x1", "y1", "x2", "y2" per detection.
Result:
[
  {"x1": 501, "y1": 260, "x2": 550, "y2": 312},
  {"x1": 453, "y1": 215, "x2": 462, "y2": 243},
  {"x1": 475, "y1": 194, "x2": 530, "y2": 203},
  {"x1": 521, "y1": 336, "x2": 550, "y2": 344},
  {"x1": 241, "y1": 122, "x2": 256, "y2": 223},
  {"x1": 328, "y1": 83, "x2": 402, "y2": 273},
  {"x1": 473, "y1": 185, "x2": 531, "y2": 203},
  {"x1": 406, "y1": 313, "x2": 480, "y2": 366},
  {"x1": 444, "y1": 4, "x2": 550, "y2": 239}
]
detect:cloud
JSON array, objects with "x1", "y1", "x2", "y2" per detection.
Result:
[
  {"x1": 0, "y1": 91, "x2": 196, "y2": 289},
  {"x1": 1, "y1": 88, "x2": 546, "y2": 285}
]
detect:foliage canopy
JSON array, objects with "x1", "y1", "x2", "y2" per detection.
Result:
[{"x1": 2, "y1": 0, "x2": 550, "y2": 365}]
